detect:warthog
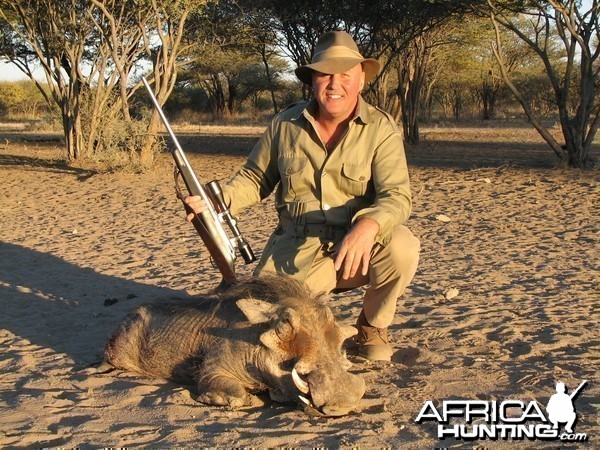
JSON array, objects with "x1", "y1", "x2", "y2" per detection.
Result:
[{"x1": 105, "y1": 274, "x2": 365, "y2": 416}]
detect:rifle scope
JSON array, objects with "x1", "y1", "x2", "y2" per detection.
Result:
[{"x1": 205, "y1": 180, "x2": 257, "y2": 265}]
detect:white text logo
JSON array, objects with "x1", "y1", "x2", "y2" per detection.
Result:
[{"x1": 415, "y1": 380, "x2": 588, "y2": 442}]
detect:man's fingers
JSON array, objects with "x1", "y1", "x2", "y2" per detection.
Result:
[
  {"x1": 343, "y1": 249, "x2": 366, "y2": 280},
  {"x1": 339, "y1": 248, "x2": 371, "y2": 280},
  {"x1": 350, "y1": 253, "x2": 363, "y2": 279},
  {"x1": 342, "y1": 254, "x2": 354, "y2": 280},
  {"x1": 186, "y1": 212, "x2": 195, "y2": 222},
  {"x1": 334, "y1": 245, "x2": 347, "y2": 271},
  {"x1": 184, "y1": 195, "x2": 208, "y2": 215},
  {"x1": 361, "y1": 252, "x2": 370, "y2": 276}
]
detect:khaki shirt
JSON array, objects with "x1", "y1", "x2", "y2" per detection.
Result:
[{"x1": 222, "y1": 97, "x2": 412, "y2": 279}]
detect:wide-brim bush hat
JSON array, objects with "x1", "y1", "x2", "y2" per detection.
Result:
[{"x1": 295, "y1": 30, "x2": 381, "y2": 85}]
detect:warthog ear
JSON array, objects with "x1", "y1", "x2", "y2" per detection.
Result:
[
  {"x1": 259, "y1": 329, "x2": 280, "y2": 350},
  {"x1": 236, "y1": 298, "x2": 278, "y2": 324},
  {"x1": 340, "y1": 325, "x2": 358, "y2": 340}
]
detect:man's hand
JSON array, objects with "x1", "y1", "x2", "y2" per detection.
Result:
[
  {"x1": 334, "y1": 218, "x2": 380, "y2": 280},
  {"x1": 184, "y1": 195, "x2": 208, "y2": 222}
]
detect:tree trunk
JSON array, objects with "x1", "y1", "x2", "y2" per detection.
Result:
[
  {"x1": 61, "y1": 84, "x2": 84, "y2": 161},
  {"x1": 260, "y1": 45, "x2": 279, "y2": 114},
  {"x1": 140, "y1": 110, "x2": 160, "y2": 168},
  {"x1": 563, "y1": 122, "x2": 590, "y2": 168},
  {"x1": 63, "y1": 115, "x2": 77, "y2": 161},
  {"x1": 394, "y1": 36, "x2": 430, "y2": 144},
  {"x1": 227, "y1": 80, "x2": 237, "y2": 115}
]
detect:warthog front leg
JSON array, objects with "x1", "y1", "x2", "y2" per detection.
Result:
[{"x1": 196, "y1": 374, "x2": 252, "y2": 408}]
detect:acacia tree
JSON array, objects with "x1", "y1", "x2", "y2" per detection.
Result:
[
  {"x1": 0, "y1": 0, "x2": 98, "y2": 160},
  {"x1": 389, "y1": 29, "x2": 461, "y2": 143},
  {"x1": 181, "y1": 0, "x2": 289, "y2": 117},
  {"x1": 424, "y1": 18, "x2": 521, "y2": 121},
  {"x1": 0, "y1": 80, "x2": 49, "y2": 118},
  {"x1": 390, "y1": 34, "x2": 434, "y2": 143},
  {"x1": 488, "y1": 0, "x2": 599, "y2": 167},
  {"x1": 368, "y1": 1, "x2": 482, "y2": 143},
  {"x1": 137, "y1": 0, "x2": 206, "y2": 167},
  {"x1": 0, "y1": 0, "x2": 205, "y2": 166},
  {"x1": 187, "y1": 44, "x2": 244, "y2": 117},
  {"x1": 454, "y1": 19, "x2": 510, "y2": 120},
  {"x1": 239, "y1": 8, "x2": 285, "y2": 114},
  {"x1": 86, "y1": 0, "x2": 205, "y2": 167},
  {"x1": 248, "y1": 0, "x2": 482, "y2": 142},
  {"x1": 89, "y1": 0, "x2": 152, "y2": 122},
  {"x1": 0, "y1": 0, "x2": 151, "y2": 161}
]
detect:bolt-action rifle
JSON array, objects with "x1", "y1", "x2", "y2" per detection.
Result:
[{"x1": 142, "y1": 77, "x2": 256, "y2": 283}]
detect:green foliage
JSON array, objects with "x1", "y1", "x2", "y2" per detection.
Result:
[
  {"x1": 429, "y1": 19, "x2": 507, "y2": 119},
  {"x1": 418, "y1": 15, "x2": 563, "y2": 121},
  {"x1": 0, "y1": 80, "x2": 53, "y2": 119},
  {"x1": 180, "y1": 0, "x2": 292, "y2": 118}
]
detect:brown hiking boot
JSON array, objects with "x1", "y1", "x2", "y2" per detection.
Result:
[{"x1": 355, "y1": 310, "x2": 393, "y2": 361}]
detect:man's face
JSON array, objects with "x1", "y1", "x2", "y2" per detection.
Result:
[{"x1": 311, "y1": 64, "x2": 365, "y2": 122}]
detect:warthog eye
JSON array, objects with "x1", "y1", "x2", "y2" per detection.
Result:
[{"x1": 275, "y1": 320, "x2": 293, "y2": 340}]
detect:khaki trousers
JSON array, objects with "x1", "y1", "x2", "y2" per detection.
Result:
[
  {"x1": 256, "y1": 225, "x2": 420, "y2": 329},
  {"x1": 305, "y1": 225, "x2": 420, "y2": 328}
]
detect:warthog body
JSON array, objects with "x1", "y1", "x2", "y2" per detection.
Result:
[{"x1": 105, "y1": 275, "x2": 365, "y2": 415}]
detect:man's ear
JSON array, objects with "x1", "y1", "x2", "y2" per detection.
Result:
[
  {"x1": 359, "y1": 66, "x2": 366, "y2": 91},
  {"x1": 236, "y1": 298, "x2": 277, "y2": 324}
]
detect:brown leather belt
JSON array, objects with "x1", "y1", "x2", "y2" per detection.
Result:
[{"x1": 292, "y1": 224, "x2": 347, "y2": 241}]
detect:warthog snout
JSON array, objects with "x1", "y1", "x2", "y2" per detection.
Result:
[{"x1": 293, "y1": 367, "x2": 366, "y2": 416}]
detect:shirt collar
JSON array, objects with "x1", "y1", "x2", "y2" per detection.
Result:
[{"x1": 354, "y1": 96, "x2": 372, "y2": 124}]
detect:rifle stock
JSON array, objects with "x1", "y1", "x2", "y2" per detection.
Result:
[{"x1": 141, "y1": 77, "x2": 255, "y2": 283}]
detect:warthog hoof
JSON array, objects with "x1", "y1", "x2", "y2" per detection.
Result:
[{"x1": 197, "y1": 391, "x2": 249, "y2": 408}]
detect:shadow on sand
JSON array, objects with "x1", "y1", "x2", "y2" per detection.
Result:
[
  {"x1": 0, "y1": 242, "x2": 189, "y2": 366},
  {"x1": 0, "y1": 154, "x2": 97, "y2": 180}
]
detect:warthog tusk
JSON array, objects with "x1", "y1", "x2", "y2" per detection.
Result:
[
  {"x1": 298, "y1": 395, "x2": 312, "y2": 406},
  {"x1": 298, "y1": 395, "x2": 328, "y2": 417},
  {"x1": 292, "y1": 368, "x2": 310, "y2": 394}
]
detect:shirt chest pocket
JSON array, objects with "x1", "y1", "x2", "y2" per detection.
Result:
[
  {"x1": 279, "y1": 156, "x2": 310, "y2": 199},
  {"x1": 341, "y1": 163, "x2": 371, "y2": 196}
]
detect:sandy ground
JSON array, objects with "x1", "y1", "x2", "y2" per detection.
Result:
[{"x1": 0, "y1": 124, "x2": 598, "y2": 448}]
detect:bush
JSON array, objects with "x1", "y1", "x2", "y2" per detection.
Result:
[
  {"x1": 79, "y1": 90, "x2": 164, "y2": 172},
  {"x1": 93, "y1": 118, "x2": 163, "y2": 172}
]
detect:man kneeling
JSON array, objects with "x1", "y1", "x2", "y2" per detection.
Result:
[{"x1": 185, "y1": 30, "x2": 420, "y2": 361}]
